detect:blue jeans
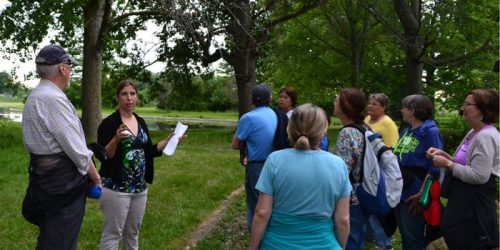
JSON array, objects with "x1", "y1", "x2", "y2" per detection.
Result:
[
  {"x1": 347, "y1": 204, "x2": 368, "y2": 250},
  {"x1": 245, "y1": 162, "x2": 264, "y2": 231},
  {"x1": 394, "y1": 202, "x2": 425, "y2": 250},
  {"x1": 366, "y1": 215, "x2": 392, "y2": 247}
]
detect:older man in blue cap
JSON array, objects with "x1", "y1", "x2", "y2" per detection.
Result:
[
  {"x1": 21, "y1": 45, "x2": 101, "y2": 249},
  {"x1": 232, "y1": 84, "x2": 277, "y2": 231}
]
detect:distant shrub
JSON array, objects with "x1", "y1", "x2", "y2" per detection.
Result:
[
  {"x1": 438, "y1": 116, "x2": 468, "y2": 153},
  {"x1": 0, "y1": 120, "x2": 23, "y2": 149}
]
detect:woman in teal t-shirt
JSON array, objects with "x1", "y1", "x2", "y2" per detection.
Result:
[{"x1": 249, "y1": 103, "x2": 351, "y2": 250}]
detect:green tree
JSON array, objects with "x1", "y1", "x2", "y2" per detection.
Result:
[
  {"x1": 0, "y1": 71, "x2": 12, "y2": 94},
  {"x1": 168, "y1": 0, "x2": 322, "y2": 117},
  {"x1": 0, "y1": 71, "x2": 30, "y2": 99},
  {"x1": 261, "y1": 0, "x2": 497, "y2": 114},
  {"x1": 260, "y1": 1, "x2": 404, "y2": 111},
  {"x1": 0, "y1": 1, "x2": 169, "y2": 141},
  {"x1": 369, "y1": 0, "x2": 498, "y2": 95}
]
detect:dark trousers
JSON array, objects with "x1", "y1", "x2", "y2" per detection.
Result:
[
  {"x1": 245, "y1": 161, "x2": 264, "y2": 231},
  {"x1": 23, "y1": 153, "x2": 88, "y2": 250},
  {"x1": 36, "y1": 187, "x2": 87, "y2": 250}
]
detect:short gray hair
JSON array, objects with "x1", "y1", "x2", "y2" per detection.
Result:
[
  {"x1": 402, "y1": 94, "x2": 434, "y2": 121},
  {"x1": 369, "y1": 93, "x2": 389, "y2": 113},
  {"x1": 369, "y1": 93, "x2": 389, "y2": 107},
  {"x1": 36, "y1": 64, "x2": 60, "y2": 79}
]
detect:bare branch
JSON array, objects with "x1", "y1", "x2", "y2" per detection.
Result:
[{"x1": 142, "y1": 58, "x2": 160, "y2": 69}]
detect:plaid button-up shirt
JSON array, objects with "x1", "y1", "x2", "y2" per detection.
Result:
[{"x1": 22, "y1": 79, "x2": 92, "y2": 175}]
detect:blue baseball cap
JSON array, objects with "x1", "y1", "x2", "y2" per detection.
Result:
[
  {"x1": 252, "y1": 84, "x2": 271, "y2": 105},
  {"x1": 35, "y1": 45, "x2": 77, "y2": 65}
]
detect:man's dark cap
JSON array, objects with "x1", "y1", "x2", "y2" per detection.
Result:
[
  {"x1": 35, "y1": 45, "x2": 77, "y2": 65},
  {"x1": 252, "y1": 84, "x2": 271, "y2": 105}
]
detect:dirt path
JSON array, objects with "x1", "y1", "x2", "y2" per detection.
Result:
[{"x1": 185, "y1": 185, "x2": 245, "y2": 249}]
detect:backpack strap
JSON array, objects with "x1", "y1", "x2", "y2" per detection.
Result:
[
  {"x1": 271, "y1": 107, "x2": 291, "y2": 150},
  {"x1": 367, "y1": 133, "x2": 391, "y2": 162},
  {"x1": 342, "y1": 123, "x2": 367, "y2": 184},
  {"x1": 377, "y1": 145, "x2": 390, "y2": 161}
]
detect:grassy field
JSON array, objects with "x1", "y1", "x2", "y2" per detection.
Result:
[
  {"x1": 0, "y1": 96, "x2": 458, "y2": 249},
  {"x1": 0, "y1": 120, "x2": 244, "y2": 249},
  {"x1": 0, "y1": 95, "x2": 24, "y2": 109}
]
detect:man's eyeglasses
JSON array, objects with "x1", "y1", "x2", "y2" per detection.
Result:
[{"x1": 62, "y1": 59, "x2": 75, "y2": 66}]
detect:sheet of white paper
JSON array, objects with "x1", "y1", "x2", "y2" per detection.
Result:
[{"x1": 163, "y1": 122, "x2": 188, "y2": 156}]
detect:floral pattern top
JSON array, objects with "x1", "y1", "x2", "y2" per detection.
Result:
[
  {"x1": 332, "y1": 127, "x2": 364, "y2": 204},
  {"x1": 103, "y1": 126, "x2": 148, "y2": 193}
]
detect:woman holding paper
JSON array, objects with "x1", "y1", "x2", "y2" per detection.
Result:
[{"x1": 97, "y1": 79, "x2": 175, "y2": 250}]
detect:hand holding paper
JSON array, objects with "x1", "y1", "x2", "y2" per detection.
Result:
[{"x1": 163, "y1": 122, "x2": 188, "y2": 156}]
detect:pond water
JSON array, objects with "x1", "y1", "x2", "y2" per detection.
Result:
[
  {"x1": 0, "y1": 108, "x2": 236, "y2": 132},
  {"x1": 0, "y1": 108, "x2": 22, "y2": 122}
]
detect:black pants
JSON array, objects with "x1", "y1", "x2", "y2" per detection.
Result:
[
  {"x1": 23, "y1": 152, "x2": 88, "y2": 250},
  {"x1": 36, "y1": 187, "x2": 86, "y2": 250}
]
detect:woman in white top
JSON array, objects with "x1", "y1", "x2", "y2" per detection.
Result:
[{"x1": 278, "y1": 86, "x2": 297, "y2": 119}]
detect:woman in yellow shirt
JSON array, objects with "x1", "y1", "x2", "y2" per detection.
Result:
[
  {"x1": 364, "y1": 93, "x2": 399, "y2": 250},
  {"x1": 365, "y1": 93, "x2": 399, "y2": 147}
]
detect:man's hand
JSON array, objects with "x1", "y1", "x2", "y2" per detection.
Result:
[
  {"x1": 87, "y1": 160, "x2": 101, "y2": 186},
  {"x1": 232, "y1": 135, "x2": 242, "y2": 149}
]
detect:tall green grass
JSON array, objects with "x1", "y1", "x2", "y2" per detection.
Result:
[{"x1": 0, "y1": 121, "x2": 244, "y2": 249}]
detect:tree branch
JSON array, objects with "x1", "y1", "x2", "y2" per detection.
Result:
[
  {"x1": 365, "y1": 3, "x2": 404, "y2": 42},
  {"x1": 202, "y1": 48, "x2": 233, "y2": 66},
  {"x1": 295, "y1": 18, "x2": 350, "y2": 58},
  {"x1": 97, "y1": 0, "x2": 113, "y2": 51},
  {"x1": 108, "y1": 10, "x2": 169, "y2": 32},
  {"x1": 426, "y1": 39, "x2": 492, "y2": 67},
  {"x1": 265, "y1": 0, "x2": 322, "y2": 29},
  {"x1": 392, "y1": 0, "x2": 419, "y2": 34}
]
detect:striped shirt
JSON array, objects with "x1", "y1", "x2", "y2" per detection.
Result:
[{"x1": 22, "y1": 79, "x2": 92, "y2": 175}]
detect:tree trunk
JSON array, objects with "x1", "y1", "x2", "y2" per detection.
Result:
[
  {"x1": 228, "y1": 0, "x2": 258, "y2": 117},
  {"x1": 82, "y1": 0, "x2": 105, "y2": 142},
  {"x1": 350, "y1": 45, "x2": 361, "y2": 88},
  {"x1": 393, "y1": 0, "x2": 424, "y2": 95},
  {"x1": 404, "y1": 50, "x2": 423, "y2": 94},
  {"x1": 233, "y1": 52, "x2": 257, "y2": 117},
  {"x1": 424, "y1": 63, "x2": 436, "y2": 87}
]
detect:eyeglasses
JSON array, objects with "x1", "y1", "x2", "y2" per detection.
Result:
[
  {"x1": 367, "y1": 101, "x2": 382, "y2": 106},
  {"x1": 62, "y1": 59, "x2": 75, "y2": 66},
  {"x1": 462, "y1": 101, "x2": 476, "y2": 107}
]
